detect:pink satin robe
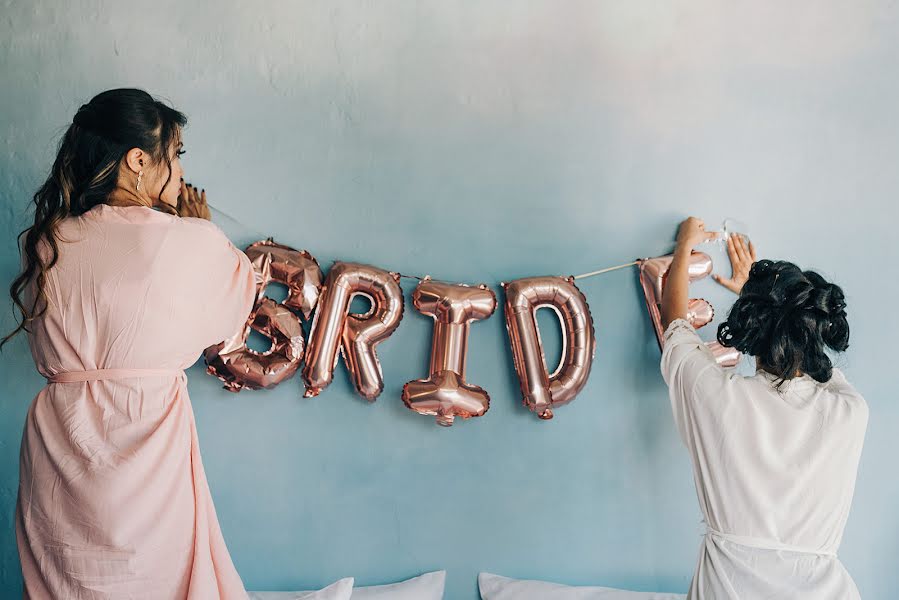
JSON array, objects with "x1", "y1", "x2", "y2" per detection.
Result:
[{"x1": 15, "y1": 203, "x2": 257, "y2": 599}]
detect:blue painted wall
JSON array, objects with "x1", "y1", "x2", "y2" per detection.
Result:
[{"x1": 1, "y1": 2, "x2": 895, "y2": 598}]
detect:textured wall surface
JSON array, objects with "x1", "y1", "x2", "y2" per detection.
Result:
[{"x1": 1, "y1": 1, "x2": 896, "y2": 598}]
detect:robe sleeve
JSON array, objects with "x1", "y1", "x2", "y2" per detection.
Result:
[
  {"x1": 182, "y1": 218, "x2": 258, "y2": 349},
  {"x1": 659, "y1": 317, "x2": 729, "y2": 445},
  {"x1": 827, "y1": 367, "x2": 870, "y2": 430},
  {"x1": 827, "y1": 367, "x2": 863, "y2": 398}
]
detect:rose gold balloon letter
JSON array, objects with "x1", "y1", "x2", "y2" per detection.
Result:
[
  {"x1": 637, "y1": 250, "x2": 741, "y2": 367},
  {"x1": 402, "y1": 279, "x2": 497, "y2": 426},
  {"x1": 205, "y1": 239, "x2": 323, "y2": 392},
  {"x1": 502, "y1": 276, "x2": 596, "y2": 420},
  {"x1": 303, "y1": 262, "x2": 405, "y2": 400}
]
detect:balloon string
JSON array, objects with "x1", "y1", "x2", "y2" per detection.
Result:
[
  {"x1": 205, "y1": 205, "x2": 643, "y2": 284},
  {"x1": 572, "y1": 261, "x2": 640, "y2": 280},
  {"x1": 207, "y1": 202, "x2": 268, "y2": 239},
  {"x1": 398, "y1": 261, "x2": 640, "y2": 284}
]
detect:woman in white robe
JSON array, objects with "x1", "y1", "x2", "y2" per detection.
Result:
[{"x1": 659, "y1": 217, "x2": 868, "y2": 599}]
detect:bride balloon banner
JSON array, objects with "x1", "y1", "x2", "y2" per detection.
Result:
[{"x1": 203, "y1": 233, "x2": 747, "y2": 424}]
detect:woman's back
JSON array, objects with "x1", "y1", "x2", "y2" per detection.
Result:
[
  {"x1": 661, "y1": 317, "x2": 868, "y2": 599},
  {"x1": 25, "y1": 203, "x2": 255, "y2": 374},
  {"x1": 16, "y1": 203, "x2": 258, "y2": 599}
]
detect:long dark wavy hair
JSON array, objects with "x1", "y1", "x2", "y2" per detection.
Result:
[
  {"x1": 716, "y1": 259, "x2": 849, "y2": 388},
  {"x1": 1, "y1": 88, "x2": 187, "y2": 350}
]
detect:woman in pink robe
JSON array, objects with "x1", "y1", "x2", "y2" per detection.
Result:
[{"x1": 7, "y1": 89, "x2": 256, "y2": 599}]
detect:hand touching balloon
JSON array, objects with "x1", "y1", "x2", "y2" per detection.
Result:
[
  {"x1": 712, "y1": 233, "x2": 757, "y2": 294},
  {"x1": 675, "y1": 216, "x2": 719, "y2": 250}
]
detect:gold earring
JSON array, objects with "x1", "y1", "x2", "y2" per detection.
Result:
[{"x1": 136, "y1": 170, "x2": 143, "y2": 192}]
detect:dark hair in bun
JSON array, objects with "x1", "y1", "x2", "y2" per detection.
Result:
[{"x1": 716, "y1": 259, "x2": 849, "y2": 387}]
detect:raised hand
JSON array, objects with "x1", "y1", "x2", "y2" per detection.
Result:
[
  {"x1": 177, "y1": 179, "x2": 211, "y2": 220},
  {"x1": 712, "y1": 233, "x2": 757, "y2": 294},
  {"x1": 675, "y1": 216, "x2": 719, "y2": 250}
]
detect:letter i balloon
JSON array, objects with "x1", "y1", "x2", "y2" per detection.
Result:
[{"x1": 402, "y1": 278, "x2": 497, "y2": 426}]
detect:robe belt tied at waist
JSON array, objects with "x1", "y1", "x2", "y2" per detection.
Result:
[
  {"x1": 705, "y1": 526, "x2": 838, "y2": 557},
  {"x1": 45, "y1": 368, "x2": 186, "y2": 383}
]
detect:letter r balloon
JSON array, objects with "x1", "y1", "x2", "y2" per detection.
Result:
[{"x1": 302, "y1": 262, "x2": 405, "y2": 400}]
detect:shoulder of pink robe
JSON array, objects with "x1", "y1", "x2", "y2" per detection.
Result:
[{"x1": 171, "y1": 216, "x2": 258, "y2": 351}]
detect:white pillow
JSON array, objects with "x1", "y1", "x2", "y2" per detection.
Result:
[
  {"x1": 248, "y1": 577, "x2": 355, "y2": 600},
  {"x1": 352, "y1": 570, "x2": 446, "y2": 599},
  {"x1": 478, "y1": 573, "x2": 685, "y2": 600}
]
